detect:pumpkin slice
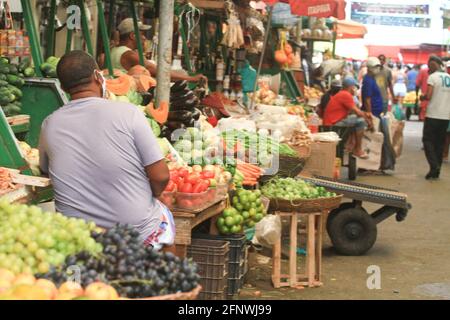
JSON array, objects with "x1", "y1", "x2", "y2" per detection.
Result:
[
  {"x1": 127, "y1": 65, "x2": 150, "y2": 77},
  {"x1": 133, "y1": 74, "x2": 157, "y2": 92},
  {"x1": 146, "y1": 101, "x2": 169, "y2": 124},
  {"x1": 106, "y1": 74, "x2": 134, "y2": 96}
]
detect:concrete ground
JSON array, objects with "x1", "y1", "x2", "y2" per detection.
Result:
[{"x1": 240, "y1": 119, "x2": 450, "y2": 300}]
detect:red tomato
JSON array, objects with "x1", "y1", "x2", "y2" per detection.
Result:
[
  {"x1": 180, "y1": 183, "x2": 193, "y2": 193},
  {"x1": 175, "y1": 177, "x2": 184, "y2": 190},
  {"x1": 178, "y1": 168, "x2": 189, "y2": 178},
  {"x1": 186, "y1": 173, "x2": 200, "y2": 185},
  {"x1": 178, "y1": 199, "x2": 193, "y2": 208},
  {"x1": 201, "y1": 171, "x2": 215, "y2": 179},
  {"x1": 198, "y1": 181, "x2": 209, "y2": 193},
  {"x1": 192, "y1": 182, "x2": 204, "y2": 193},
  {"x1": 202, "y1": 179, "x2": 211, "y2": 188},
  {"x1": 169, "y1": 171, "x2": 179, "y2": 181},
  {"x1": 165, "y1": 180, "x2": 176, "y2": 192}
]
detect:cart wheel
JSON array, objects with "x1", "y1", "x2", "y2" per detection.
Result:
[
  {"x1": 328, "y1": 207, "x2": 377, "y2": 256},
  {"x1": 326, "y1": 203, "x2": 355, "y2": 235},
  {"x1": 406, "y1": 107, "x2": 412, "y2": 121}
]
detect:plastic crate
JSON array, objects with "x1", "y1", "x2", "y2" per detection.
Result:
[
  {"x1": 193, "y1": 233, "x2": 248, "y2": 264},
  {"x1": 187, "y1": 238, "x2": 230, "y2": 300},
  {"x1": 227, "y1": 275, "x2": 244, "y2": 296}
]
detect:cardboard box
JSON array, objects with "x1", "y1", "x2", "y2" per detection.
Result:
[{"x1": 301, "y1": 141, "x2": 337, "y2": 178}]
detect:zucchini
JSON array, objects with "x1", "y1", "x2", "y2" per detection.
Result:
[
  {"x1": 0, "y1": 80, "x2": 8, "y2": 87},
  {"x1": 18, "y1": 57, "x2": 31, "y2": 72},
  {"x1": 8, "y1": 64, "x2": 18, "y2": 75},
  {"x1": 0, "y1": 65, "x2": 10, "y2": 74}
]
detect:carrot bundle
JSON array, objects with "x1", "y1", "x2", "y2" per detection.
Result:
[{"x1": 236, "y1": 162, "x2": 262, "y2": 186}]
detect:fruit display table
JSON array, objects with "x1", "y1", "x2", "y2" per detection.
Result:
[{"x1": 172, "y1": 199, "x2": 227, "y2": 258}]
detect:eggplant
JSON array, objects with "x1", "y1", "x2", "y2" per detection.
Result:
[
  {"x1": 171, "y1": 95, "x2": 198, "y2": 109},
  {"x1": 141, "y1": 92, "x2": 153, "y2": 106},
  {"x1": 170, "y1": 80, "x2": 188, "y2": 93},
  {"x1": 168, "y1": 110, "x2": 193, "y2": 122},
  {"x1": 166, "y1": 121, "x2": 185, "y2": 130},
  {"x1": 184, "y1": 118, "x2": 195, "y2": 127},
  {"x1": 191, "y1": 108, "x2": 201, "y2": 121},
  {"x1": 170, "y1": 90, "x2": 194, "y2": 103}
]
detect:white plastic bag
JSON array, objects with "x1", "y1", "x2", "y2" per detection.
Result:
[{"x1": 253, "y1": 215, "x2": 282, "y2": 248}]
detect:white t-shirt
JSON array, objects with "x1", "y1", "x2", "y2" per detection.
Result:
[{"x1": 426, "y1": 71, "x2": 450, "y2": 120}]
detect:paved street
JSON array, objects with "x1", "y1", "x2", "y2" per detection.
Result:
[{"x1": 242, "y1": 120, "x2": 450, "y2": 300}]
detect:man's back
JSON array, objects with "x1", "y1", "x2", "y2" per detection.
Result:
[
  {"x1": 39, "y1": 97, "x2": 164, "y2": 240},
  {"x1": 427, "y1": 71, "x2": 450, "y2": 120}
]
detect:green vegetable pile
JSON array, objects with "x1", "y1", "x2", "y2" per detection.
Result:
[
  {"x1": 0, "y1": 57, "x2": 25, "y2": 117},
  {"x1": 40, "y1": 56, "x2": 60, "y2": 78},
  {"x1": 174, "y1": 127, "x2": 221, "y2": 166},
  {"x1": 221, "y1": 129, "x2": 298, "y2": 164},
  {"x1": 216, "y1": 189, "x2": 267, "y2": 235},
  {"x1": 261, "y1": 177, "x2": 337, "y2": 200}
]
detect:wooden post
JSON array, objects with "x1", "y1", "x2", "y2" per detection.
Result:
[
  {"x1": 307, "y1": 214, "x2": 315, "y2": 287},
  {"x1": 272, "y1": 212, "x2": 282, "y2": 288},
  {"x1": 289, "y1": 213, "x2": 298, "y2": 287}
]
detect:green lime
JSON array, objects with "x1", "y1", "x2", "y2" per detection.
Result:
[
  {"x1": 249, "y1": 208, "x2": 257, "y2": 217},
  {"x1": 255, "y1": 198, "x2": 262, "y2": 206},
  {"x1": 231, "y1": 225, "x2": 242, "y2": 234},
  {"x1": 223, "y1": 209, "x2": 234, "y2": 218},
  {"x1": 217, "y1": 217, "x2": 225, "y2": 228},
  {"x1": 242, "y1": 211, "x2": 250, "y2": 219},
  {"x1": 235, "y1": 203, "x2": 244, "y2": 212},
  {"x1": 247, "y1": 220, "x2": 256, "y2": 228},
  {"x1": 239, "y1": 195, "x2": 249, "y2": 204},
  {"x1": 235, "y1": 215, "x2": 243, "y2": 225},
  {"x1": 219, "y1": 225, "x2": 230, "y2": 234},
  {"x1": 225, "y1": 216, "x2": 235, "y2": 227},
  {"x1": 248, "y1": 193, "x2": 257, "y2": 202},
  {"x1": 254, "y1": 213, "x2": 263, "y2": 222},
  {"x1": 232, "y1": 196, "x2": 240, "y2": 206},
  {"x1": 254, "y1": 190, "x2": 261, "y2": 197},
  {"x1": 250, "y1": 202, "x2": 257, "y2": 209}
]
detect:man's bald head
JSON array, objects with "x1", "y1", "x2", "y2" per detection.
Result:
[{"x1": 57, "y1": 50, "x2": 98, "y2": 92}]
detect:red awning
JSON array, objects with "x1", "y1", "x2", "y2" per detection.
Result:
[
  {"x1": 335, "y1": 20, "x2": 367, "y2": 39},
  {"x1": 264, "y1": 0, "x2": 346, "y2": 19},
  {"x1": 366, "y1": 45, "x2": 447, "y2": 65}
]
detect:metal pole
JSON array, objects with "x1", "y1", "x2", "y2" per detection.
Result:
[
  {"x1": 45, "y1": 0, "x2": 57, "y2": 59},
  {"x1": 21, "y1": 0, "x2": 43, "y2": 76},
  {"x1": 249, "y1": 6, "x2": 273, "y2": 111},
  {"x1": 97, "y1": 0, "x2": 114, "y2": 76},
  {"x1": 129, "y1": 1, "x2": 145, "y2": 66},
  {"x1": 156, "y1": 0, "x2": 174, "y2": 109},
  {"x1": 78, "y1": 0, "x2": 94, "y2": 56},
  {"x1": 108, "y1": 0, "x2": 116, "y2": 39},
  {"x1": 65, "y1": 28, "x2": 73, "y2": 53}
]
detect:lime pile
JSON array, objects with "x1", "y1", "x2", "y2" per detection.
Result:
[{"x1": 217, "y1": 189, "x2": 267, "y2": 235}]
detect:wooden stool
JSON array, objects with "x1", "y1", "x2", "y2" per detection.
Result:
[{"x1": 271, "y1": 210, "x2": 326, "y2": 288}]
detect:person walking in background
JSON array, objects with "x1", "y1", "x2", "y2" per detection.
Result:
[
  {"x1": 375, "y1": 54, "x2": 395, "y2": 113},
  {"x1": 420, "y1": 56, "x2": 450, "y2": 180},
  {"x1": 407, "y1": 65, "x2": 419, "y2": 92},
  {"x1": 362, "y1": 57, "x2": 384, "y2": 119},
  {"x1": 393, "y1": 64, "x2": 408, "y2": 107},
  {"x1": 416, "y1": 64, "x2": 430, "y2": 121}
]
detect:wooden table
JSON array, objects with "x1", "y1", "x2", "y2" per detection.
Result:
[{"x1": 172, "y1": 199, "x2": 227, "y2": 257}]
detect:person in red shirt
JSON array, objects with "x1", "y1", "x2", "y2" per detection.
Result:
[
  {"x1": 323, "y1": 76, "x2": 371, "y2": 159},
  {"x1": 416, "y1": 65, "x2": 429, "y2": 121}
]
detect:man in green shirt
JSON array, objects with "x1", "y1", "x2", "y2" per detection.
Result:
[{"x1": 110, "y1": 18, "x2": 206, "y2": 83}]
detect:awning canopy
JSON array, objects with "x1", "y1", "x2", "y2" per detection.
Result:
[
  {"x1": 367, "y1": 45, "x2": 447, "y2": 65},
  {"x1": 335, "y1": 20, "x2": 367, "y2": 39},
  {"x1": 263, "y1": 0, "x2": 346, "y2": 19}
]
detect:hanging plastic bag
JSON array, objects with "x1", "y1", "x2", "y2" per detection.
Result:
[
  {"x1": 392, "y1": 104, "x2": 406, "y2": 121},
  {"x1": 253, "y1": 215, "x2": 282, "y2": 248},
  {"x1": 379, "y1": 115, "x2": 396, "y2": 171}
]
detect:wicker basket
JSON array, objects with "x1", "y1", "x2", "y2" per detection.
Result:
[
  {"x1": 134, "y1": 285, "x2": 202, "y2": 300},
  {"x1": 268, "y1": 194, "x2": 343, "y2": 213}
]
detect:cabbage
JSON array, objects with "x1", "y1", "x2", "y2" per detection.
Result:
[{"x1": 126, "y1": 90, "x2": 143, "y2": 105}]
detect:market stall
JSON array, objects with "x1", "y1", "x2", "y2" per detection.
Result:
[{"x1": 0, "y1": 0, "x2": 411, "y2": 301}]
